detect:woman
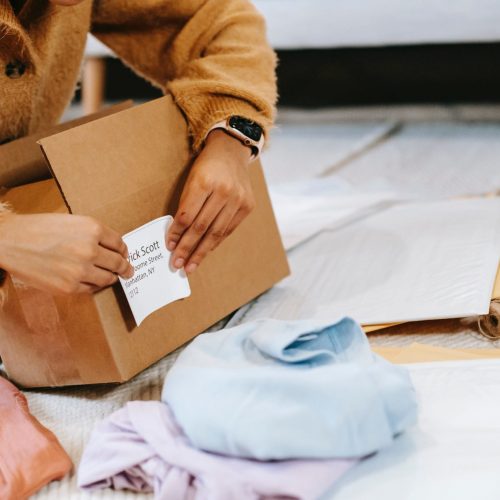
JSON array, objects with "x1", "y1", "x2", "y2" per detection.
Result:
[{"x1": 0, "y1": 0, "x2": 276, "y2": 294}]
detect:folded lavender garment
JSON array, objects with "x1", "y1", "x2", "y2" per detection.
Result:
[{"x1": 78, "y1": 401, "x2": 356, "y2": 500}]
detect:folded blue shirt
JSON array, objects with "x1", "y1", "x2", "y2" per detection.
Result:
[{"x1": 162, "y1": 317, "x2": 417, "y2": 460}]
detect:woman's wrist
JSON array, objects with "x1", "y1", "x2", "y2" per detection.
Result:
[{"x1": 204, "y1": 129, "x2": 252, "y2": 165}]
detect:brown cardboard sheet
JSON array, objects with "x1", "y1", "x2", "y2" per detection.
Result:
[
  {"x1": 363, "y1": 323, "x2": 400, "y2": 333},
  {"x1": 373, "y1": 343, "x2": 500, "y2": 364}
]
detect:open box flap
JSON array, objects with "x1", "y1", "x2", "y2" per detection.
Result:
[
  {"x1": 0, "y1": 101, "x2": 133, "y2": 189},
  {"x1": 38, "y1": 96, "x2": 190, "y2": 234}
]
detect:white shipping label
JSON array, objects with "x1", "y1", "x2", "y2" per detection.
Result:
[{"x1": 119, "y1": 216, "x2": 191, "y2": 326}]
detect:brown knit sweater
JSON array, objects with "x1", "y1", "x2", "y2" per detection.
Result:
[{"x1": 0, "y1": 0, "x2": 277, "y2": 158}]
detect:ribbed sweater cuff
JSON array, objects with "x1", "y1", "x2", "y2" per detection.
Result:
[{"x1": 169, "y1": 91, "x2": 274, "y2": 153}]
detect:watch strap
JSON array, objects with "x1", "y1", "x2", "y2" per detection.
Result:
[{"x1": 207, "y1": 119, "x2": 265, "y2": 160}]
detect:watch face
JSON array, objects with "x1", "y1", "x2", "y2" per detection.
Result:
[{"x1": 229, "y1": 116, "x2": 263, "y2": 142}]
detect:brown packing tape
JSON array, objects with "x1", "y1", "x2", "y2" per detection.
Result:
[
  {"x1": 0, "y1": 273, "x2": 105, "y2": 387},
  {"x1": 11, "y1": 278, "x2": 81, "y2": 386}
]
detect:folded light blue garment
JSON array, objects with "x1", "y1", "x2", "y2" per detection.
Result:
[{"x1": 162, "y1": 318, "x2": 417, "y2": 460}]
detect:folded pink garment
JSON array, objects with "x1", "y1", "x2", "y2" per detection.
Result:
[
  {"x1": 0, "y1": 377, "x2": 73, "y2": 500},
  {"x1": 78, "y1": 401, "x2": 356, "y2": 500}
]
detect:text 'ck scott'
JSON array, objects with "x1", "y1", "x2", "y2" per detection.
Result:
[{"x1": 128, "y1": 241, "x2": 161, "y2": 262}]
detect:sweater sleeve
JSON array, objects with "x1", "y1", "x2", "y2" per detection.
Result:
[{"x1": 91, "y1": 0, "x2": 277, "y2": 152}]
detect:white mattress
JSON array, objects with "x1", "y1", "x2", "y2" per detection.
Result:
[
  {"x1": 86, "y1": 0, "x2": 500, "y2": 56},
  {"x1": 252, "y1": 0, "x2": 500, "y2": 49}
]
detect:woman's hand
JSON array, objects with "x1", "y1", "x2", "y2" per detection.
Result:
[
  {"x1": 0, "y1": 213, "x2": 134, "y2": 294},
  {"x1": 166, "y1": 129, "x2": 255, "y2": 274}
]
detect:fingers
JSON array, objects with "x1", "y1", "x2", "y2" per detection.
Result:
[
  {"x1": 167, "y1": 184, "x2": 210, "y2": 253},
  {"x1": 86, "y1": 219, "x2": 133, "y2": 281},
  {"x1": 225, "y1": 207, "x2": 251, "y2": 238},
  {"x1": 186, "y1": 206, "x2": 251, "y2": 273},
  {"x1": 75, "y1": 283, "x2": 100, "y2": 294},
  {"x1": 95, "y1": 247, "x2": 134, "y2": 279},
  {"x1": 49, "y1": 278, "x2": 100, "y2": 295},
  {"x1": 63, "y1": 262, "x2": 121, "y2": 295},
  {"x1": 169, "y1": 187, "x2": 255, "y2": 273},
  {"x1": 170, "y1": 193, "x2": 225, "y2": 270},
  {"x1": 184, "y1": 203, "x2": 240, "y2": 274},
  {"x1": 165, "y1": 148, "x2": 257, "y2": 273},
  {"x1": 83, "y1": 266, "x2": 119, "y2": 290},
  {"x1": 98, "y1": 223, "x2": 128, "y2": 259}
]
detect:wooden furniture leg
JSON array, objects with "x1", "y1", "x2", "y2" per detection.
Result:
[{"x1": 82, "y1": 57, "x2": 106, "y2": 115}]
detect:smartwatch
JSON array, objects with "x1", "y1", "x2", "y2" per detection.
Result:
[{"x1": 207, "y1": 116, "x2": 265, "y2": 160}]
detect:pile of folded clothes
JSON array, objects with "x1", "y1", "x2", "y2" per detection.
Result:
[{"x1": 77, "y1": 317, "x2": 417, "y2": 499}]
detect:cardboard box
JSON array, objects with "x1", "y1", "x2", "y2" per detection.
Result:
[{"x1": 0, "y1": 97, "x2": 290, "y2": 388}]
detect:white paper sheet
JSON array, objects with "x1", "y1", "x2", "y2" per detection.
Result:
[
  {"x1": 235, "y1": 198, "x2": 500, "y2": 325},
  {"x1": 119, "y1": 216, "x2": 191, "y2": 326},
  {"x1": 269, "y1": 177, "x2": 397, "y2": 250},
  {"x1": 336, "y1": 123, "x2": 500, "y2": 199},
  {"x1": 261, "y1": 121, "x2": 397, "y2": 184},
  {"x1": 323, "y1": 359, "x2": 500, "y2": 500}
]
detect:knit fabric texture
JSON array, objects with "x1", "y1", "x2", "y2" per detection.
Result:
[
  {"x1": 0, "y1": 0, "x2": 277, "y2": 154},
  {"x1": 163, "y1": 317, "x2": 418, "y2": 460}
]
